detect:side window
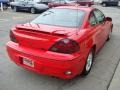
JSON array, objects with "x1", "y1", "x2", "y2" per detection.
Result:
[
  {"x1": 93, "y1": 9, "x2": 105, "y2": 24},
  {"x1": 28, "y1": 0, "x2": 33, "y2": 2},
  {"x1": 89, "y1": 12, "x2": 97, "y2": 26}
]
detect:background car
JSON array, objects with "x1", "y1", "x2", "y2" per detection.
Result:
[
  {"x1": 100, "y1": 0, "x2": 120, "y2": 7},
  {"x1": 0, "y1": 0, "x2": 9, "y2": 10},
  {"x1": 48, "y1": 0, "x2": 76, "y2": 8},
  {"x1": 6, "y1": 6, "x2": 113, "y2": 79},
  {"x1": 118, "y1": 0, "x2": 120, "y2": 6},
  {"x1": 75, "y1": 0, "x2": 94, "y2": 7},
  {"x1": 10, "y1": 0, "x2": 49, "y2": 14},
  {"x1": 36, "y1": 0, "x2": 53, "y2": 5}
]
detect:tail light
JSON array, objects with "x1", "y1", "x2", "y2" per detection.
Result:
[
  {"x1": 10, "y1": 30, "x2": 17, "y2": 43},
  {"x1": 49, "y1": 38, "x2": 80, "y2": 54}
]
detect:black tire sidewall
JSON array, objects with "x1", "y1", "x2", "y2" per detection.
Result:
[
  {"x1": 102, "y1": 3, "x2": 106, "y2": 7},
  {"x1": 30, "y1": 7, "x2": 36, "y2": 14},
  {"x1": 107, "y1": 26, "x2": 113, "y2": 41},
  {"x1": 3, "y1": 4, "x2": 8, "y2": 10},
  {"x1": 81, "y1": 48, "x2": 94, "y2": 76}
]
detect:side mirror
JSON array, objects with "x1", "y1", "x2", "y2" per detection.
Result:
[{"x1": 105, "y1": 17, "x2": 112, "y2": 22}]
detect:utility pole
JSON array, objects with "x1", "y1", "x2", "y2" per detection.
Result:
[{"x1": 0, "y1": 2, "x2": 4, "y2": 11}]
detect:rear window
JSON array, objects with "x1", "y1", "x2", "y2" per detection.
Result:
[{"x1": 31, "y1": 8, "x2": 85, "y2": 28}]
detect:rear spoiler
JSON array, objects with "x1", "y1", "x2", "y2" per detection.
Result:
[{"x1": 15, "y1": 24, "x2": 67, "y2": 37}]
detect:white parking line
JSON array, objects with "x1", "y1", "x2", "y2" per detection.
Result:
[
  {"x1": 0, "y1": 19, "x2": 8, "y2": 22},
  {"x1": 0, "y1": 16, "x2": 28, "y2": 22},
  {"x1": 12, "y1": 16, "x2": 24, "y2": 20}
]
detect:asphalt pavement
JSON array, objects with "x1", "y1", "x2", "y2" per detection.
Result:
[
  {"x1": 0, "y1": 6, "x2": 120, "y2": 90},
  {"x1": 109, "y1": 61, "x2": 120, "y2": 90}
]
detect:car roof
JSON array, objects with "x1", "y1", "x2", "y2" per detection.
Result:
[{"x1": 55, "y1": 6, "x2": 94, "y2": 12}]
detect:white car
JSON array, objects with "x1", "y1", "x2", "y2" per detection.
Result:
[
  {"x1": 118, "y1": 1, "x2": 120, "y2": 6},
  {"x1": 10, "y1": 0, "x2": 49, "y2": 14}
]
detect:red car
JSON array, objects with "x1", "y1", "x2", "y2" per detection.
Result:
[
  {"x1": 76, "y1": 0, "x2": 94, "y2": 6},
  {"x1": 48, "y1": 0, "x2": 76, "y2": 8},
  {"x1": 6, "y1": 6, "x2": 113, "y2": 79}
]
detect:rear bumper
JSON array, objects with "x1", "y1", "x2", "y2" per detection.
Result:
[
  {"x1": 6, "y1": 41, "x2": 86, "y2": 79},
  {"x1": 36, "y1": 8, "x2": 49, "y2": 12}
]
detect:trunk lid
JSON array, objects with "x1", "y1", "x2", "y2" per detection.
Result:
[{"x1": 13, "y1": 23, "x2": 76, "y2": 50}]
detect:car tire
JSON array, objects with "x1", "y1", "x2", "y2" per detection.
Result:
[
  {"x1": 118, "y1": 1, "x2": 120, "y2": 6},
  {"x1": 3, "y1": 4, "x2": 8, "y2": 10},
  {"x1": 102, "y1": 3, "x2": 107, "y2": 7},
  {"x1": 12, "y1": 6, "x2": 18, "y2": 12},
  {"x1": 30, "y1": 8, "x2": 36, "y2": 14},
  {"x1": 81, "y1": 48, "x2": 94, "y2": 76}
]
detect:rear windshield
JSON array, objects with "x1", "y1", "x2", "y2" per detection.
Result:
[{"x1": 31, "y1": 8, "x2": 85, "y2": 28}]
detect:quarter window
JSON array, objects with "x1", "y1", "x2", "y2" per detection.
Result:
[
  {"x1": 89, "y1": 13, "x2": 97, "y2": 26},
  {"x1": 93, "y1": 9, "x2": 105, "y2": 24}
]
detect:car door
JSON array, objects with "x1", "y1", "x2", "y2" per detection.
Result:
[
  {"x1": 19, "y1": 0, "x2": 28, "y2": 10},
  {"x1": 93, "y1": 9, "x2": 109, "y2": 49},
  {"x1": 88, "y1": 11, "x2": 104, "y2": 51},
  {"x1": 25, "y1": 0, "x2": 34, "y2": 9},
  {"x1": 22, "y1": 0, "x2": 32, "y2": 10},
  {"x1": 18, "y1": 0, "x2": 26, "y2": 9},
  {"x1": 110, "y1": 0, "x2": 118, "y2": 5}
]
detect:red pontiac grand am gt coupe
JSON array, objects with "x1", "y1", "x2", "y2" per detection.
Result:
[{"x1": 6, "y1": 6, "x2": 113, "y2": 79}]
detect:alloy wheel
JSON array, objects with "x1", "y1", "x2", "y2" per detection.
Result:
[
  {"x1": 82, "y1": 49, "x2": 94, "y2": 76},
  {"x1": 31, "y1": 8, "x2": 36, "y2": 14},
  {"x1": 86, "y1": 51, "x2": 93, "y2": 72},
  {"x1": 102, "y1": 3, "x2": 106, "y2": 7}
]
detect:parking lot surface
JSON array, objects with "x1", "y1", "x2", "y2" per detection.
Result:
[{"x1": 0, "y1": 6, "x2": 120, "y2": 90}]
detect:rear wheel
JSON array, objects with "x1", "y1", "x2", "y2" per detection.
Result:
[
  {"x1": 82, "y1": 49, "x2": 94, "y2": 76},
  {"x1": 118, "y1": 1, "x2": 120, "y2": 6},
  {"x1": 30, "y1": 8, "x2": 36, "y2": 14}
]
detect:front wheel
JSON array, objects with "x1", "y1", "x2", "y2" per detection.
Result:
[
  {"x1": 102, "y1": 3, "x2": 107, "y2": 7},
  {"x1": 12, "y1": 6, "x2": 18, "y2": 12},
  {"x1": 107, "y1": 27, "x2": 112, "y2": 41},
  {"x1": 82, "y1": 49, "x2": 94, "y2": 76},
  {"x1": 3, "y1": 4, "x2": 8, "y2": 10}
]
